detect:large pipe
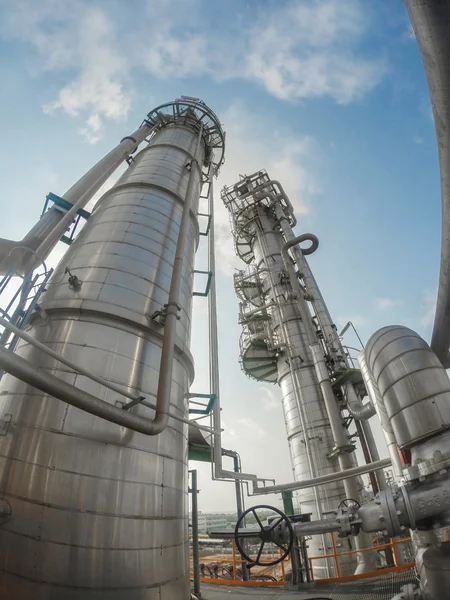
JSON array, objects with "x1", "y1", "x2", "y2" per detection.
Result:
[
  {"x1": 0, "y1": 123, "x2": 152, "y2": 277},
  {"x1": 365, "y1": 326, "x2": 450, "y2": 449},
  {"x1": 344, "y1": 381, "x2": 376, "y2": 420},
  {"x1": 404, "y1": 0, "x2": 450, "y2": 363}
]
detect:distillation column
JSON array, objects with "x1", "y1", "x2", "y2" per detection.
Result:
[
  {"x1": 0, "y1": 99, "x2": 224, "y2": 599},
  {"x1": 222, "y1": 171, "x2": 374, "y2": 576}
]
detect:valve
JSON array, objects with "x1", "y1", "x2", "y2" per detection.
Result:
[{"x1": 234, "y1": 504, "x2": 294, "y2": 567}]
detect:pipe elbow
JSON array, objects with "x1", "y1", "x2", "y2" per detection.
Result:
[
  {"x1": 366, "y1": 325, "x2": 450, "y2": 448},
  {"x1": 283, "y1": 234, "x2": 319, "y2": 256}
]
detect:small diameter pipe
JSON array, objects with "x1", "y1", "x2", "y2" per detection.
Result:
[
  {"x1": 149, "y1": 127, "x2": 204, "y2": 436},
  {"x1": 358, "y1": 350, "x2": 404, "y2": 478},
  {"x1": 281, "y1": 229, "x2": 378, "y2": 573},
  {"x1": 0, "y1": 315, "x2": 141, "y2": 402},
  {"x1": 0, "y1": 317, "x2": 215, "y2": 435},
  {"x1": 278, "y1": 214, "x2": 347, "y2": 371},
  {"x1": 190, "y1": 469, "x2": 201, "y2": 597},
  {"x1": 361, "y1": 418, "x2": 388, "y2": 492},
  {"x1": 251, "y1": 458, "x2": 391, "y2": 495},
  {"x1": 0, "y1": 346, "x2": 176, "y2": 436}
]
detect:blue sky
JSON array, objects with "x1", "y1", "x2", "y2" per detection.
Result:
[{"x1": 0, "y1": 0, "x2": 440, "y2": 511}]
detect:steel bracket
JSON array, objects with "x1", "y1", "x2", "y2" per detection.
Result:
[{"x1": 193, "y1": 270, "x2": 213, "y2": 297}]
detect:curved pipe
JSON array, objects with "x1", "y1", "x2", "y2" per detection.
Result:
[
  {"x1": 0, "y1": 346, "x2": 170, "y2": 436},
  {"x1": 365, "y1": 325, "x2": 450, "y2": 449},
  {"x1": 344, "y1": 380, "x2": 376, "y2": 420},
  {"x1": 405, "y1": 0, "x2": 450, "y2": 362}
]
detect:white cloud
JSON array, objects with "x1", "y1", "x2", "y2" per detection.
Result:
[
  {"x1": 374, "y1": 297, "x2": 402, "y2": 311},
  {"x1": 260, "y1": 386, "x2": 279, "y2": 411},
  {"x1": 245, "y1": 0, "x2": 386, "y2": 104},
  {"x1": 2, "y1": 0, "x2": 386, "y2": 142},
  {"x1": 214, "y1": 102, "x2": 320, "y2": 276},
  {"x1": 413, "y1": 135, "x2": 424, "y2": 144},
  {"x1": 3, "y1": 2, "x2": 130, "y2": 142},
  {"x1": 237, "y1": 417, "x2": 266, "y2": 439}
]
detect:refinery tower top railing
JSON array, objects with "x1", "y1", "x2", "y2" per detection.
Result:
[
  {"x1": 221, "y1": 170, "x2": 296, "y2": 263},
  {"x1": 146, "y1": 96, "x2": 225, "y2": 177}
]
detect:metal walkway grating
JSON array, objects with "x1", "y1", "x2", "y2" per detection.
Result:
[
  {"x1": 321, "y1": 568, "x2": 419, "y2": 599},
  {"x1": 200, "y1": 568, "x2": 419, "y2": 599}
]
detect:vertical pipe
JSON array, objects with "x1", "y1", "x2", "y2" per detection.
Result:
[
  {"x1": 330, "y1": 533, "x2": 341, "y2": 578},
  {"x1": 231, "y1": 539, "x2": 237, "y2": 581},
  {"x1": 280, "y1": 221, "x2": 377, "y2": 574},
  {"x1": 208, "y1": 178, "x2": 222, "y2": 475},
  {"x1": 232, "y1": 452, "x2": 249, "y2": 581},
  {"x1": 361, "y1": 419, "x2": 388, "y2": 491},
  {"x1": 358, "y1": 350, "x2": 404, "y2": 478},
  {"x1": 190, "y1": 470, "x2": 201, "y2": 598},
  {"x1": 152, "y1": 126, "x2": 203, "y2": 435},
  {"x1": 355, "y1": 419, "x2": 379, "y2": 495}
]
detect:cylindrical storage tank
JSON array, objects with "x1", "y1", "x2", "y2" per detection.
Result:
[
  {"x1": 0, "y1": 102, "x2": 221, "y2": 599},
  {"x1": 365, "y1": 326, "x2": 450, "y2": 449}
]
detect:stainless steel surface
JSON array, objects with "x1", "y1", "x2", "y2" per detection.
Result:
[
  {"x1": 279, "y1": 226, "x2": 376, "y2": 574},
  {"x1": 404, "y1": 0, "x2": 450, "y2": 364},
  {"x1": 358, "y1": 349, "x2": 404, "y2": 478},
  {"x1": 0, "y1": 123, "x2": 152, "y2": 276},
  {"x1": 279, "y1": 223, "x2": 347, "y2": 373},
  {"x1": 222, "y1": 171, "x2": 384, "y2": 576},
  {"x1": 422, "y1": 542, "x2": 450, "y2": 600},
  {"x1": 0, "y1": 314, "x2": 142, "y2": 402},
  {"x1": 365, "y1": 326, "x2": 450, "y2": 449},
  {"x1": 0, "y1": 100, "x2": 224, "y2": 598},
  {"x1": 343, "y1": 380, "x2": 376, "y2": 420},
  {"x1": 251, "y1": 458, "x2": 391, "y2": 494},
  {"x1": 252, "y1": 206, "x2": 350, "y2": 574}
]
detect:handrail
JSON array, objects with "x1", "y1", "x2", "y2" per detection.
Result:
[{"x1": 308, "y1": 535, "x2": 414, "y2": 583}]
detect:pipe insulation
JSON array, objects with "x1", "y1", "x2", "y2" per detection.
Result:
[{"x1": 365, "y1": 326, "x2": 450, "y2": 449}]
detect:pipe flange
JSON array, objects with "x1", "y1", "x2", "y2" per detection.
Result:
[
  {"x1": 379, "y1": 489, "x2": 403, "y2": 537},
  {"x1": 335, "y1": 509, "x2": 353, "y2": 538},
  {"x1": 405, "y1": 451, "x2": 450, "y2": 481},
  {"x1": 400, "y1": 485, "x2": 416, "y2": 531},
  {"x1": 0, "y1": 498, "x2": 11, "y2": 526}
]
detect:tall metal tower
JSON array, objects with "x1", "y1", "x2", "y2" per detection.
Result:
[
  {"x1": 222, "y1": 170, "x2": 381, "y2": 576},
  {"x1": 0, "y1": 98, "x2": 224, "y2": 598}
]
